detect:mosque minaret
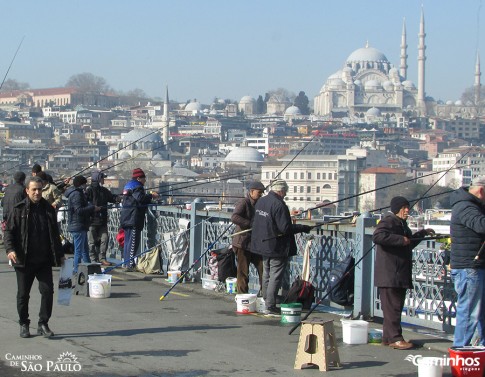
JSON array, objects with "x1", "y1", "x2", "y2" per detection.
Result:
[
  {"x1": 399, "y1": 18, "x2": 408, "y2": 80},
  {"x1": 162, "y1": 85, "x2": 169, "y2": 146},
  {"x1": 475, "y1": 52, "x2": 481, "y2": 105},
  {"x1": 417, "y1": 9, "x2": 426, "y2": 114}
]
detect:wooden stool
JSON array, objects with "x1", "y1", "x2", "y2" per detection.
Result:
[{"x1": 294, "y1": 319, "x2": 341, "y2": 372}]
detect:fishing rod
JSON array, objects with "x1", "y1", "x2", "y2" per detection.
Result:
[
  {"x1": 302, "y1": 160, "x2": 480, "y2": 215},
  {"x1": 159, "y1": 223, "x2": 234, "y2": 301},
  {"x1": 103, "y1": 215, "x2": 215, "y2": 274},
  {"x1": 289, "y1": 149, "x2": 461, "y2": 334},
  {"x1": 69, "y1": 123, "x2": 172, "y2": 180},
  {"x1": 269, "y1": 135, "x2": 316, "y2": 187},
  {"x1": 0, "y1": 36, "x2": 25, "y2": 91}
]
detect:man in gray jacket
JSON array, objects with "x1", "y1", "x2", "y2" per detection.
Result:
[{"x1": 251, "y1": 179, "x2": 311, "y2": 316}]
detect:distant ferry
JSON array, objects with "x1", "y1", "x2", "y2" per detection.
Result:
[{"x1": 408, "y1": 209, "x2": 451, "y2": 236}]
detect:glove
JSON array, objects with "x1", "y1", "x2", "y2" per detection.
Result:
[{"x1": 302, "y1": 225, "x2": 312, "y2": 233}]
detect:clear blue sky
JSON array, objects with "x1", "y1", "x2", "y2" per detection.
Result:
[{"x1": 1, "y1": 0, "x2": 483, "y2": 105}]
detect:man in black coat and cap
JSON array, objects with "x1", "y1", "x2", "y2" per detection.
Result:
[
  {"x1": 2, "y1": 171, "x2": 26, "y2": 224},
  {"x1": 373, "y1": 196, "x2": 434, "y2": 350}
]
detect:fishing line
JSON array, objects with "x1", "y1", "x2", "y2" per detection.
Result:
[{"x1": 0, "y1": 36, "x2": 24, "y2": 92}]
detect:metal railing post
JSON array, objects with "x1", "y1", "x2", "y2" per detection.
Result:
[
  {"x1": 189, "y1": 200, "x2": 205, "y2": 269},
  {"x1": 353, "y1": 214, "x2": 377, "y2": 318}
]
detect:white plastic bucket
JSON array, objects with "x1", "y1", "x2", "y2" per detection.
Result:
[
  {"x1": 281, "y1": 303, "x2": 302, "y2": 324},
  {"x1": 256, "y1": 297, "x2": 266, "y2": 313},
  {"x1": 226, "y1": 277, "x2": 237, "y2": 294},
  {"x1": 167, "y1": 270, "x2": 181, "y2": 283},
  {"x1": 341, "y1": 319, "x2": 369, "y2": 344},
  {"x1": 88, "y1": 274, "x2": 112, "y2": 298},
  {"x1": 417, "y1": 357, "x2": 443, "y2": 377},
  {"x1": 235, "y1": 294, "x2": 257, "y2": 314}
]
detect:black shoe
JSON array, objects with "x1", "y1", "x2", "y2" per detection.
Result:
[
  {"x1": 37, "y1": 323, "x2": 54, "y2": 338},
  {"x1": 20, "y1": 324, "x2": 30, "y2": 338},
  {"x1": 264, "y1": 307, "x2": 281, "y2": 317}
]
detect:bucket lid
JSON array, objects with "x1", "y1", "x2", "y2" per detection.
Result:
[
  {"x1": 281, "y1": 303, "x2": 302, "y2": 308},
  {"x1": 449, "y1": 346, "x2": 485, "y2": 352},
  {"x1": 88, "y1": 274, "x2": 111, "y2": 281}
]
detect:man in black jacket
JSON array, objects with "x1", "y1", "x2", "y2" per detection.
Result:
[
  {"x1": 65, "y1": 176, "x2": 100, "y2": 274},
  {"x1": 4, "y1": 176, "x2": 65, "y2": 338},
  {"x1": 2, "y1": 171, "x2": 26, "y2": 223},
  {"x1": 450, "y1": 176, "x2": 485, "y2": 347},
  {"x1": 85, "y1": 171, "x2": 118, "y2": 266},
  {"x1": 373, "y1": 196, "x2": 433, "y2": 350},
  {"x1": 251, "y1": 179, "x2": 311, "y2": 316},
  {"x1": 231, "y1": 181, "x2": 265, "y2": 293}
]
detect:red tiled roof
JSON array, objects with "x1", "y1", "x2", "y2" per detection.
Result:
[{"x1": 361, "y1": 167, "x2": 406, "y2": 174}]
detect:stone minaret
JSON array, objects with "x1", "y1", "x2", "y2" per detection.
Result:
[
  {"x1": 400, "y1": 18, "x2": 408, "y2": 79},
  {"x1": 417, "y1": 9, "x2": 426, "y2": 114},
  {"x1": 162, "y1": 86, "x2": 169, "y2": 146},
  {"x1": 475, "y1": 52, "x2": 481, "y2": 105}
]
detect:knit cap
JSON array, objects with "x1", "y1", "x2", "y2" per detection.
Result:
[
  {"x1": 390, "y1": 196, "x2": 410, "y2": 214},
  {"x1": 132, "y1": 168, "x2": 146, "y2": 179}
]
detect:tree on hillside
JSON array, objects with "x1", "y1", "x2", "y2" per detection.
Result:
[
  {"x1": 461, "y1": 85, "x2": 485, "y2": 115},
  {"x1": 256, "y1": 95, "x2": 266, "y2": 114},
  {"x1": 266, "y1": 88, "x2": 295, "y2": 102},
  {"x1": 0, "y1": 78, "x2": 30, "y2": 92},
  {"x1": 66, "y1": 73, "x2": 111, "y2": 94},
  {"x1": 294, "y1": 91, "x2": 310, "y2": 115}
]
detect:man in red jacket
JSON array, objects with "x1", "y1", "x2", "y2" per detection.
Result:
[{"x1": 231, "y1": 181, "x2": 265, "y2": 294}]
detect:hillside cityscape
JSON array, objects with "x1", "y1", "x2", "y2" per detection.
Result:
[{"x1": 0, "y1": 12, "x2": 483, "y2": 218}]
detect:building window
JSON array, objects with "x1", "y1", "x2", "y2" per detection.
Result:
[
  {"x1": 286, "y1": 172, "x2": 289, "y2": 179},
  {"x1": 300, "y1": 172, "x2": 304, "y2": 180},
  {"x1": 317, "y1": 173, "x2": 321, "y2": 179},
  {"x1": 294, "y1": 172, "x2": 297, "y2": 179},
  {"x1": 307, "y1": 186, "x2": 311, "y2": 193},
  {"x1": 300, "y1": 186, "x2": 304, "y2": 193},
  {"x1": 307, "y1": 172, "x2": 312, "y2": 179},
  {"x1": 322, "y1": 173, "x2": 326, "y2": 179},
  {"x1": 316, "y1": 187, "x2": 320, "y2": 193}
]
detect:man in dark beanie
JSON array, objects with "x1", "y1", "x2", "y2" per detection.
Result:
[
  {"x1": 231, "y1": 181, "x2": 265, "y2": 293},
  {"x1": 120, "y1": 168, "x2": 159, "y2": 271},
  {"x1": 2, "y1": 171, "x2": 26, "y2": 224},
  {"x1": 65, "y1": 176, "x2": 100, "y2": 273},
  {"x1": 373, "y1": 196, "x2": 434, "y2": 350}
]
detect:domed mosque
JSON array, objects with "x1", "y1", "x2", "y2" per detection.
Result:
[{"x1": 314, "y1": 14, "x2": 428, "y2": 119}]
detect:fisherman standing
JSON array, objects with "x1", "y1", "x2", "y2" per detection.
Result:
[
  {"x1": 231, "y1": 181, "x2": 265, "y2": 294},
  {"x1": 65, "y1": 176, "x2": 100, "y2": 274},
  {"x1": 251, "y1": 179, "x2": 311, "y2": 316},
  {"x1": 85, "y1": 171, "x2": 118, "y2": 266},
  {"x1": 2, "y1": 171, "x2": 26, "y2": 224},
  {"x1": 373, "y1": 196, "x2": 434, "y2": 350},
  {"x1": 120, "y1": 168, "x2": 159, "y2": 271}
]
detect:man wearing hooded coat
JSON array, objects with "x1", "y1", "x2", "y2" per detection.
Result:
[
  {"x1": 373, "y1": 196, "x2": 434, "y2": 350},
  {"x1": 85, "y1": 171, "x2": 118, "y2": 266}
]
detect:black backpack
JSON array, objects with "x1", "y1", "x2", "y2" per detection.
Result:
[
  {"x1": 215, "y1": 247, "x2": 237, "y2": 283},
  {"x1": 328, "y1": 255, "x2": 355, "y2": 306},
  {"x1": 284, "y1": 278, "x2": 315, "y2": 310}
]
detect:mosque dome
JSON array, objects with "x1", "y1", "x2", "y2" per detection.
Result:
[
  {"x1": 446, "y1": 100, "x2": 454, "y2": 105},
  {"x1": 209, "y1": 109, "x2": 218, "y2": 115},
  {"x1": 354, "y1": 79, "x2": 362, "y2": 86},
  {"x1": 120, "y1": 151, "x2": 131, "y2": 159},
  {"x1": 364, "y1": 80, "x2": 381, "y2": 90},
  {"x1": 285, "y1": 105, "x2": 302, "y2": 115},
  {"x1": 346, "y1": 45, "x2": 389, "y2": 63},
  {"x1": 366, "y1": 107, "x2": 381, "y2": 117},
  {"x1": 153, "y1": 153, "x2": 164, "y2": 160},
  {"x1": 402, "y1": 80, "x2": 416, "y2": 90},
  {"x1": 185, "y1": 101, "x2": 202, "y2": 111},
  {"x1": 455, "y1": 100, "x2": 463, "y2": 106},
  {"x1": 240, "y1": 95, "x2": 255, "y2": 104},
  {"x1": 382, "y1": 81, "x2": 394, "y2": 91},
  {"x1": 225, "y1": 146, "x2": 264, "y2": 163},
  {"x1": 122, "y1": 128, "x2": 162, "y2": 143}
]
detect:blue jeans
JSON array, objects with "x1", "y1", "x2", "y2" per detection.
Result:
[
  {"x1": 71, "y1": 231, "x2": 91, "y2": 273},
  {"x1": 451, "y1": 268, "x2": 485, "y2": 346}
]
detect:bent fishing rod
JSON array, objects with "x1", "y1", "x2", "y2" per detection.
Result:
[
  {"x1": 289, "y1": 150, "x2": 460, "y2": 334},
  {"x1": 269, "y1": 135, "x2": 317, "y2": 187},
  {"x1": 0, "y1": 36, "x2": 25, "y2": 91},
  {"x1": 103, "y1": 215, "x2": 215, "y2": 274},
  {"x1": 159, "y1": 223, "x2": 234, "y2": 301},
  {"x1": 302, "y1": 159, "x2": 478, "y2": 215}
]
